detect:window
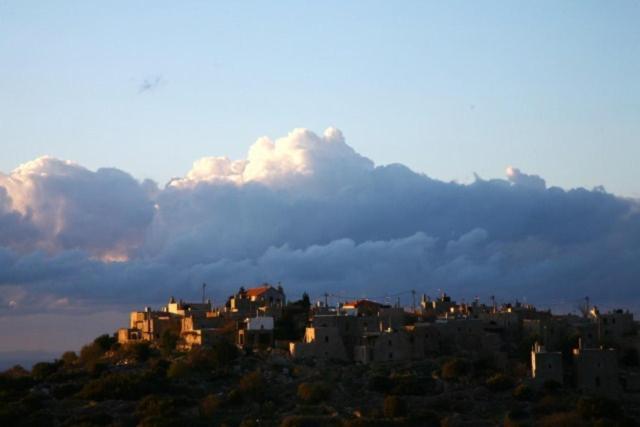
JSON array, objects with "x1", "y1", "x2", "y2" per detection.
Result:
[
  {"x1": 388, "y1": 340, "x2": 393, "y2": 346},
  {"x1": 324, "y1": 336, "x2": 329, "y2": 343},
  {"x1": 389, "y1": 352, "x2": 393, "y2": 359}
]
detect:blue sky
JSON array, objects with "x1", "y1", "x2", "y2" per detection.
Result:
[
  {"x1": 1, "y1": 1, "x2": 639, "y2": 195},
  {"x1": 2, "y1": 2, "x2": 640, "y2": 354}
]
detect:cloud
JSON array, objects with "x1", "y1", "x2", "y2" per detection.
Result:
[
  {"x1": 506, "y1": 166, "x2": 546, "y2": 190},
  {"x1": 1, "y1": 128, "x2": 639, "y2": 320},
  {"x1": 0, "y1": 156, "x2": 155, "y2": 260}
]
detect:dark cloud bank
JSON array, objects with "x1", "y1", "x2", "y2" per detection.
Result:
[{"x1": 1, "y1": 128, "x2": 639, "y2": 314}]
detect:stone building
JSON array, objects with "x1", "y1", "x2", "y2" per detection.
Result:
[
  {"x1": 573, "y1": 342, "x2": 621, "y2": 396},
  {"x1": 289, "y1": 326, "x2": 349, "y2": 360},
  {"x1": 531, "y1": 342, "x2": 563, "y2": 385},
  {"x1": 225, "y1": 284, "x2": 286, "y2": 318},
  {"x1": 237, "y1": 316, "x2": 275, "y2": 350}
]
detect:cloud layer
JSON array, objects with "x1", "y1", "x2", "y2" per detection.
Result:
[{"x1": 1, "y1": 128, "x2": 639, "y2": 314}]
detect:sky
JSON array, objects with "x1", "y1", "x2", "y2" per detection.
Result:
[
  {"x1": 0, "y1": 2, "x2": 640, "y2": 356},
  {"x1": 1, "y1": 1, "x2": 639, "y2": 195}
]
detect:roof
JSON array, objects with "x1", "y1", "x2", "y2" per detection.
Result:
[
  {"x1": 343, "y1": 299, "x2": 386, "y2": 309},
  {"x1": 245, "y1": 285, "x2": 272, "y2": 298}
]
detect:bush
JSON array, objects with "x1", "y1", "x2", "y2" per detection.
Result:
[
  {"x1": 441, "y1": 358, "x2": 470, "y2": 381},
  {"x1": 120, "y1": 341, "x2": 152, "y2": 363},
  {"x1": 368, "y1": 375, "x2": 393, "y2": 393},
  {"x1": 200, "y1": 394, "x2": 222, "y2": 417},
  {"x1": 77, "y1": 371, "x2": 161, "y2": 400},
  {"x1": 167, "y1": 360, "x2": 189, "y2": 379},
  {"x1": 280, "y1": 416, "x2": 342, "y2": 427},
  {"x1": 577, "y1": 396, "x2": 620, "y2": 420},
  {"x1": 485, "y1": 373, "x2": 514, "y2": 392},
  {"x1": 239, "y1": 371, "x2": 265, "y2": 401},
  {"x1": 93, "y1": 334, "x2": 117, "y2": 352},
  {"x1": 79, "y1": 342, "x2": 105, "y2": 367},
  {"x1": 512, "y1": 384, "x2": 534, "y2": 401},
  {"x1": 160, "y1": 330, "x2": 179, "y2": 356},
  {"x1": 383, "y1": 395, "x2": 406, "y2": 418},
  {"x1": 136, "y1": 395, "x2": 180, "y2": 424},
  {"x1": 539, "y1": 411, "x2": 582, "y2": 427},
  {"x1": 31, "y1": 361, "x2": 61, "y2": 381},
  {"x1": 186, "y1": 341, "x2": 238, "y2": 371},
  {"x1": 297, "y1": 382, "x2": 331, "y2": 404},
  {"x1": 60, "y1": 351, "x2": 78, "y2": 366}
]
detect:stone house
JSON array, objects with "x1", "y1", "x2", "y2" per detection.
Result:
[
  {"x1": 225, "y1": 284, "x2": 286, "y2": 318},
  {"x1": 531, "y1": 342, "x2": 563, "y2": 385},
  {"x1": 573, "y1": 343, "x2": 621, "y2": 396},
  {"x1": 237, "y1": 316, "x2": 275, "y2": 350}
]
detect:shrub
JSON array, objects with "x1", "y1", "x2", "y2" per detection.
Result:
[
  {"x1": 539, "y1": 411, "x2": 582, "y2": 427},
  {"x1": 121, "y1": 341, "x2": 152, "y2": 363},
  {"x1": 93, "y1": 334, "x2": 117, "y2": 352},
  {"x1": 160, "y1": 330, "x2": 179, "y2": 356},
  {"x1": 239, "y1": 371, "x2": 265, "y2": 401},
  {"x1": 187, "y1": 341, "x2": 238, "y2": 371},
  {"x1": 441, "y1": 358, "x2": 470, "y2": 380},
  {"x1": 79, "y1": 342, "x2": 105, "y2": 367},
  {"x1": 368, "y1": 375, "x2": 393, "y2": 393},
  {"x1": 167, "y1": 360, "x2": 189, "y2": 379},
  {"x1": 297, "y1": 382, "x2": 331, "y2": 404},
  {"x1": 136, "y1": 395, "x2": 180, "y2": 423},
  {"x1": 512, "y1": 384, "x2": 534, "y2": 401},
  {"x1": 60, "y1": 351, "x2": 78, "y2": 366},
  {"x1": 77, "y1": 371, "x2": 160, "y2": 400},
  {"x1": 280, "y1": 416, "x2": 342, "y2": 427},
  {"x1": 200, "y1": 394, "x2": 222, "y2": 418},
  {"x1": 31, "y1": 361, "x2": 61, "y2": 381},
  {"x1": 383, "y1": 395, "x2": 406, "y2": 418},
  {"x1": 577, "y1": 396, "x2": 620, "y2": 420},
  {"x1": 486, "y1": 373, "x2": 514, "y2": 392}
]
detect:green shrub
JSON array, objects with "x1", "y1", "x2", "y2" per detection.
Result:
[
  {"x1": 577, "y1": 396, "x2": 620, "y2": 420},
  {"x1": 60, "y1": 351, "x2": 78, "y2": 366},
  {"x1": 280, "y1": 416, "x2": 342, "y2": 427},
  {"x1": 368, "y1": 375, "x2": 393, "y2": 393},
  {"x1": 538, "y1": 411, "x2": 582, "y2": 427},
  {"x1": 167, "y1": 359, "x2": 189, "y2": 379},
  {"x1": 77, "y1": 371, "x2": 161, "y2": 400},
  {"x1": 239, "y1": 370, "x2": 265, "y2": 401},
  {"x1": 121, "y1": 341, "x2": 152, "y2": 362},
  {"x1": 441, "y1": 358, "x2": 470, "y2": 381},
  {"x1": 200, "y1": 394, "x2": 222, "y2": 417},
  {"x1": 512, "y1": 384, "x2": 534, "y2": 401},
  {"x1": 297, "y1": 382, "x2": 331, "y2": 404},
  {"x1": 79, "y1": 342, "x2": 105, "y2": 366},
  {"x1": 485, "y1": 373, "x2": 514, "y2": 392},
  {"x1": 93, "y1": 334, "x2": 117, "y2": 352},
  {"x1": 160, "y1": 330, "x2": 179, "y2": 356},
  {"x1": 383, "y1": 395, "x2": 406, "y2": 418},
  {"x1": 31, "y1": 361, "x2": 61, "y2": 381}
]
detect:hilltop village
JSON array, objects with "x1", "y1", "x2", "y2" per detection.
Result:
[
  {"x1": 117, "y1": 284, "x2": 640, "y2": 397},
  {"x1": 4, "y1": 284, "x2": 640, "y2": 426}
]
